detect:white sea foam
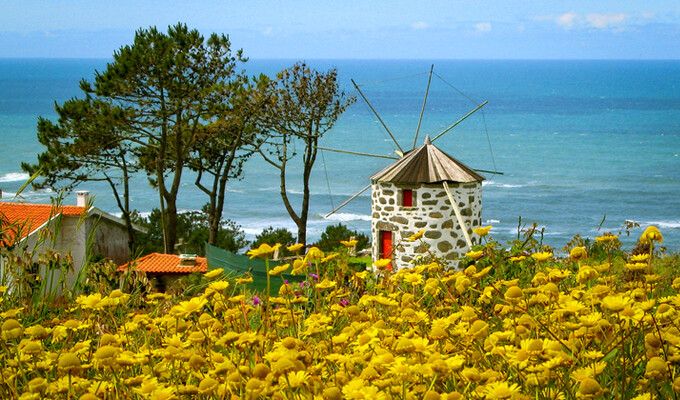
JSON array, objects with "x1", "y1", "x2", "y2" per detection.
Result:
[
  {"x1": 0, "y1": 172, "x2": 30, "y2": 182},
  {"x1": 323, "y1": 212, "x2": 372, "y2": 222},
  {"x1": 483, "y1": 180, "x2": 524, "y2": 188},
  {"x1": 642, "y1": 220, "x2": 680, "y2": 229},
  {"x1": 486, "y1": 219, "x2": 500, "y2": 223}
]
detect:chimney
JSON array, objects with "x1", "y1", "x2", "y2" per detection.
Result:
[
  {"x1": 76, "y1": 190, "x2": 90, "y2": 207},
  {"x1": 178, "y1": 254, "x2": 198, "y2": 267}
]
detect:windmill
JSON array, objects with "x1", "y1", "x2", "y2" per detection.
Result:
[{"x1": 319, "y1": 65, "x2": 499, "y2": 270}]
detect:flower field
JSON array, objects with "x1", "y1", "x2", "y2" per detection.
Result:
[{"x1": 1, "y1": 226, "x2": 680, "y2": 399}]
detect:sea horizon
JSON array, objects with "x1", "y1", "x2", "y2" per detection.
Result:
[{"x1": 1, "y1": 58, "x2": 679, "y2": 252}]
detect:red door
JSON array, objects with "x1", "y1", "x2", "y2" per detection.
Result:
[{"x1": 380, "y1": 230, "x2": 393, "y2": 270}]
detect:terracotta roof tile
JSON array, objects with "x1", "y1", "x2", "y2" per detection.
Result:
[
  {"x1": 0, "y1": 202, "x2": 88, "y2": 245},
  {"x1": 118, "y1": 253, "x2": 208, "y2": 274}
]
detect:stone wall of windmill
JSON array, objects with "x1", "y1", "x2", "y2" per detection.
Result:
[{"x1": 371, "y1": 180, "x2": 482, "y2": 270}]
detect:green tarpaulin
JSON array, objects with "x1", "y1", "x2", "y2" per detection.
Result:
[{"x1": 205, "y1": 243, "x2": 304, "y2": 294}]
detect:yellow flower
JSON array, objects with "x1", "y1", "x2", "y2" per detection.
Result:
[
  {"x1": 287, "y1": 243, "x2": 304, "y2": 252},
  {"x1": 172, "y1": 297, "x2": 208, "y2": 318},
  {"x1": 76, "y1": 293, "x2": 105, "y2": 310},
  {"x1": 473, "y1": 225, "x2": 492, "y2": 237},
  {"x1": 321, "y1": 253, "x2": 340, "y2": 263},
  {"x1": 304, "y1": 246, "x2": 325, "y2": 262},
  {"x1": 595, "y1": 234, "x2": 618, "y2": 243},
  {"x1": 198, "y1": 377, "x2": 218, "y2": 395},
  {"x1": 465, "y1": 250, "x2": 484, "y2": 260},
  {"x1": 531, "y1": 252, "x2": 553, "y2": 262},
  {"x1": 570, "y1": 246, "x2": 587, "y2": 262},
  {"x1": 407, "y1": 229, "x2": 426, "y2": 241},
  {"x1": 577, "y1": 378, "x2": 602, "y2": 398},
  {"x1": 207, "y1": 280, "x2": 230, "y2": 292},
  {"x1": 509, "y1": 255, "x2": 526, "y2": 262},
  {"x1": 640, "y1": 226, "x2": 663, "y2": 243},
  {"x1": 600, "y1": 295, "x2": 631, "y2": 313},
  {"x1": 93, "y1": 345, "x2": 119, "y2": 368},
  {"x1": 58, "y1": 352, "x2": 82, "y2": 373},
  {"x1": 1, "y1": 318, "x2": 23, "y2": 340},
  {"x1": 625, "y1": 263, "x2": 647, "y2": 272},
  {"x1": 656, "y1": 303, "x2": 676, "y2": 323},
  {"x1": 504, "y1": 286, "x2": 524, "y2": 304},
  {"x1": 340, "y1": 239, "x2": 358, "y2": 247},
  {"x1": 268, "y1": 263, "x2": 290, "y2": 276},
  {"x1": 373, "y1": 258, "x2": 392, "y2": 271},
  {"x1": 247, "y1": 243, "x2": 282, "y2": 259},
  {"x1": 203, "y1": 268, "x2": 223, "y2": 279},
  {"x1": 291, "y1": 259, "x2": 308, "y2": 275},
  {"x1": 286, "y1": 371, "x2": 309, "y2": 389},
  {"x1": 630, "y1": 253, "x2": 650, "y2": 262},
  {"x1": 645, "y1": 357, "x2": 667, "y2": 379},
  {"x1": 235, "y1": 276, "x2": 254, "y2": 284},
  {"x1": 484, "y1": 381, "x2": 520, "y2": 399},
  {"x1": 316, "y1": 279, "x2": 337, "y2": 290},
  {"x1": 354, "y1": 270, "x2": 369, "y2": 280}
]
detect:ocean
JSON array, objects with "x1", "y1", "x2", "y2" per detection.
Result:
[{"x1": 1, "y1": 58, "x2": 679, "y2": 253}]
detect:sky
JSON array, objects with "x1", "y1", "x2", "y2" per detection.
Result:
[{"x1": 2, "y1": 1, "x2": 679, "y2": 59}]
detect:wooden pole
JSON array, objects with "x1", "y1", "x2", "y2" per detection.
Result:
[
  {"x1": 413, "y1": 64, "x2": 434, "y2": 149},
  {"x1": 431, "y1": 101, "x2": 488, "y2": 143},
  {"x1": 352, "y1": 79, "x2": 404, "y2": 154},
  {"x1": 316, "y1": 146, "x2": 398, "y2": 160},
  {"x1": 442, "y1": 181, "x2": 473, "y2": 248},
  {"x1": 324, "y1": 184, "x2": 372, "y2": 218}
]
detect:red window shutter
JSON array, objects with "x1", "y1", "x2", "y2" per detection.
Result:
[{"x1": 402, "y1": 189, "x2": 413, "y2": 207}]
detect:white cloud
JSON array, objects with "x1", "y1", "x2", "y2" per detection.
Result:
[
  {"x1": 411, "y1": 21, "x2": 429, "y2": 30},
  {"x1": 586, "y1": 13, "x2": 628, "y2": 29},
  {"x1": 556, "y1": 11, "x2": 579, "y2": 29},
  {"x1": 262, "y1": 27, "x2": 273, "y2": 35},
  {"x1": 474, "y1": 22, "x2": 491, "y2": 33}
]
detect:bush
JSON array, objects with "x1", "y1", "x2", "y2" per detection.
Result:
[
  {"x1": 315, "y1": 223, "x2": 370, "y2": 253},
  {"x1": 134, "y1": 205, "x2": 248, "y2": 256},
  {"x1": 251, "y1": 226, "x2": 296, "y2": 257}
]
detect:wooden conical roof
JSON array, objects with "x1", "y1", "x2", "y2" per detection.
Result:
[{"x1": 370, "y1": 136, "x2": 486, "y2": 183}]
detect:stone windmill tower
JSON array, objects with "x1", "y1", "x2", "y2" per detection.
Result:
[
  {"x1": 322, "y1": 66, "x2": 497, "y2": 271},
  {"x1": 370, "y1": 135, "x2": 485, "y2": 270}
]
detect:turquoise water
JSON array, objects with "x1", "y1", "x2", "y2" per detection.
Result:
[{"x1": 1, "y1": 59, "x2": 679, "y2": 252}]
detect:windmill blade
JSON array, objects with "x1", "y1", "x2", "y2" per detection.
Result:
[
  {"x1": 352, "y1": 79, "x2": 404, "y2": 154},
  {"x1": 316, "y1": 146, "x2": 398, "y2": 160},
  {"x1": 325, "y1": 184, "x2": 371, "y2": 218},
  {"x1": 431, "y1": 101, "x2": 488, "y2": 143},
  {"x1": 413, "y1": 64, "x2": 434, "y2": 149},
  {"x1": 474, "y1": 168, "x2": 504, "y2": 175}
]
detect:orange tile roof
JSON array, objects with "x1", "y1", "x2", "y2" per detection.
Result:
[
  {"x1": 118, "y1": 253, "x2": 208, "y2": 274},
  {"x1": 0, "y1": 202, "x2": 88, "y2": 245}
]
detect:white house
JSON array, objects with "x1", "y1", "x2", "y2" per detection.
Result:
[{"x1": 0, "y1": 192, "x2": 143, "y2": 292}]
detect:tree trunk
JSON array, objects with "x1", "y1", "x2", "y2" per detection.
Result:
[{"x1": 164, "y1": 198, "x2": 178, "y2": 253}]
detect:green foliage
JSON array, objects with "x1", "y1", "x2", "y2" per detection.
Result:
[
  {"x1": 314, "y1": 223, "x2": 370, "y2": 253},
  {"x1": 135, "y1": 205, "x2": 248, "y2": 256},
  {"x1": 251, "y1": 227, "x2": 296, "y2": 257},
  {"x1": 257, "y1": 62, "x2": 356, "y2": 245},
  {"x1": 24, "y1": 23, "x2": 256, "y2": 253}
]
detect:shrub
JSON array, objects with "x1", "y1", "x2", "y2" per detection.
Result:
[
  {"x1": 251, "y1": 226, "x2": 296, "y2": 257},
  {"x1": 315, "y1": 223, "x2": 370, "y2": 253}
]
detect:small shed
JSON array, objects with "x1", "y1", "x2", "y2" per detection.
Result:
[
  {"x1": 118, "y1": 253, "x2": 207, "y2": 292},
  {"x1": 370, "y1": 136, "x2": 486, "y2": 270}
]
